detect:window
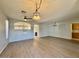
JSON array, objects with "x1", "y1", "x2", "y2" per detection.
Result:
[
  {"x1": 14, "y1": 22, "x2": 31, "y2": 30},
  {"x1": 5, "y1": 20, "x2": 9, "y2": 40}
]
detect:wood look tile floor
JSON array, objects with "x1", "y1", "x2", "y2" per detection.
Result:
[{"x1": 0, "y1": 37, "x2": 79, "y2": 58}]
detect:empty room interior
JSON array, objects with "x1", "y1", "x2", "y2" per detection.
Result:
[{"x1": 0, "y1": 0, "x2": 79, "y2": 58}]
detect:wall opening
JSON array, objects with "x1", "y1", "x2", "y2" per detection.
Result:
[{"x1": 34, "y1": 24, "x2": 40, "y2": 39}]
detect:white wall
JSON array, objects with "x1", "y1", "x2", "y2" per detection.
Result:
[
  {"x1": 48, "y1": 22, "x2": 72, "y2": 39},
  {"x1": 0, "y1": 10, "x2": 8, "y2": 54},
  {"x1": 48, "y1": 23, "x2": 60, "y2": 37},
  {"x1": 58, "y1": 19, "x2": 79, "y2": 39},
  {"x1": 39, "y1": 23, "x2": 49, "y2": 37},
  {"x1": 40, "y1": 19, "x2": 79, "y2": 39},
  {"x1": 9, "y1": 20, "x2": 34, "y2": 42},
  {"x1": 59, "y1": 22, "x2": 72, "y2": 39}
]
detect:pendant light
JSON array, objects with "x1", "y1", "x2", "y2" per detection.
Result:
[
  {"x1": 33, "y1": 0, "x2": 42, "y2": 20},
  {"x1": 21, "y1": 0, "x2": 42, "y2": 21}
]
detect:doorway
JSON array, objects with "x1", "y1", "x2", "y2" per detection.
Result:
[{"x1": 34, "y1": 24, "x2": 39, "y2": 39}]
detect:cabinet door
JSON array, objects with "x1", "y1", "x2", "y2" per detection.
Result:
[
  {"x1": 72, "y1": 23, "x2": 79, "y2": 30},
  {"x1": 72, "y1": 23, "x2": 79, "y2": 39},
  {"x1": 72, "y1": 33, "x2": 79, "y2": 39}
]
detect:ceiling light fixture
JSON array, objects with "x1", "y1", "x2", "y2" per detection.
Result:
[{"x1": 21, "y1": 0, "x2": 42, "y2": 21}]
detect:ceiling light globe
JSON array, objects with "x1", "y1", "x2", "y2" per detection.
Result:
[{"x1": 33, "y1": 15, "x2": 40, "y2": 20}]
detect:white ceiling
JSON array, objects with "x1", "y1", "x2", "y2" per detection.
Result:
[{"x1": 0, "y1": 0, "x2": 79, "y2": 23}]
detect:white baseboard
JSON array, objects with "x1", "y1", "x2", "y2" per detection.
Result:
[
  {"x1": 0, "y1": 43, "x2": 8, "y2": 54},
  {"x1": 9, "y1": 38, "x2": 33, "y2": 43}
]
